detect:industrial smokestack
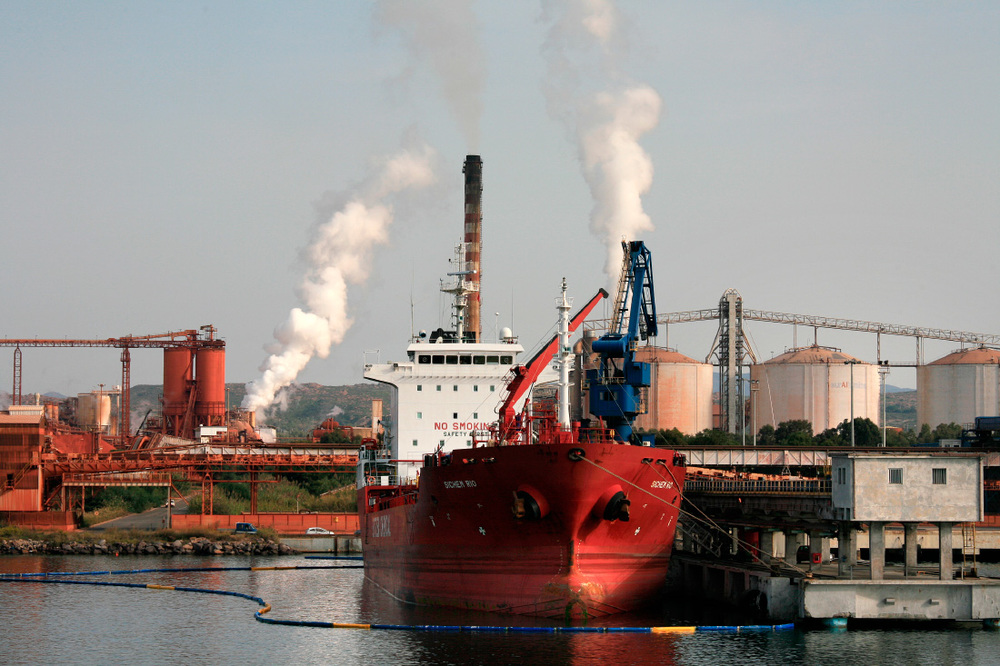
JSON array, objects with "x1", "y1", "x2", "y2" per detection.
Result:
[{"x1": 463, "y1": 155, "x2": 483, "y2": 342}]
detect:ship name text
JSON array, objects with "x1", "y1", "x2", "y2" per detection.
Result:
[{"x1": 443, "y1": 480, "x2": 478, "y2": 489}]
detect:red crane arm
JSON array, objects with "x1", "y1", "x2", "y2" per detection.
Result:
[{"x1": 498, "y1": 288, "x2": 608, "y2": 433}]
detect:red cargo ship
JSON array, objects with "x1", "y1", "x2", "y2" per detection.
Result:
[{"x1": 357, "y1": 157, "x2": 684, "y2": 618}]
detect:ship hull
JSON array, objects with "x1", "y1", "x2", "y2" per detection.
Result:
[{"x1": 359, "y1": 440, "x2": 684, "y2": 618}]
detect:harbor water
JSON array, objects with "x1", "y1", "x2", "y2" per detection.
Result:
[{"x1": 2, "y1": 554, "x2": 1000, "y2": 665}]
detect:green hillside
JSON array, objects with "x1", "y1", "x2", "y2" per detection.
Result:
[{"x1": 129, "y1": 382, "x2": 392, "y2": 439}]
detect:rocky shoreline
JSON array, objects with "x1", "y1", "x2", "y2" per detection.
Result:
[{"x1": 1, "y1": 537, "x2": 298, "y2": 556}]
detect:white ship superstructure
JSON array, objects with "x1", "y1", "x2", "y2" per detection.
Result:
[{"x1": 364, "y1": 335, "x2": 524, "y2": 481}]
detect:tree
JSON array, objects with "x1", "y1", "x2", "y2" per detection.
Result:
[
  {"x1": 757, "y1": 424, "x2": 776, "y2": 447},
  {"x1": 775, "y1": 420, "x2": 813, "y2": 446},
  {"x1": 690, "y1": 428, "x2": 739, "y2": 447},
  {"x1": 917, "y1": 424, "x2": 933, "y2": 444},
  {"x1": 886, "y1": 428, "x2": 916, "y2": 447},
  {"x1": 653, "y1": 428, "x2": 688, "y2": 449},
  {"x1": 836, "y1": 418, "x2": 881, "y2": 447},
  {"x1": 931, "y1": 423, "x2": 963, "y2": 442},
  {"x1": 814, "y1": 427, "x2": 843, "y2": 447}
]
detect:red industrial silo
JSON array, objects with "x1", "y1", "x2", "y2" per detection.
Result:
[
  {"x1": 163, "y1": 348, "x2": 193, "y2": 436},
  {"x1": 195, "y1": 347, "x2": 226, "y2": 427}
]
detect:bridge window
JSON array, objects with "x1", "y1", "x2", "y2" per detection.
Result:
[
  {"x1": 888, "y1": 468, "x2": 903, "y2": 485},
  {"x1": 501, "y1": 355, "x2": 513, "y2": 364},
  {"x1": 418, "y1": 355, "x2": 431, "y2": 364},
  {"x1": 417, "y1": 412, "x2": 422, "y2": 419},
  {"x1": 460, "y1": 355, "x2": 472, "y2": 365},
  {"x1": 436, "y1": 385, "x2": 442, "y2": 392},
  {"x1": 417, "y1": 385, "x2": 422, "y2": 392},
  {"x1": 446, "y1": 355, "x2": 458, "y2": 364},
  {"x1": 453, "y1": 385, "x2": 458, "y2": 392},
  {"x1": 933, "y1": 468, "x2": 947, "y2": 485},
  {"x1": 473, "y1": 356, "x2": 486, "y2": 365},
  {"x1": 412, "y1": 439, "x2": 418, "y2": 447},
  {"x1": 486, "y1": 355, "x2": 499, "y2": 364},
  {"x1": 432, "y1": 355, "x2": 445, "y2": 364}
]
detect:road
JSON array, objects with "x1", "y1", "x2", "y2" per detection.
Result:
[{"x1": 90, "y1": 498, "x2": 189, "y2": 531}]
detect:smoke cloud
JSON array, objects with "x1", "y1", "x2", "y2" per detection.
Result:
[
  {"x1": 375, "y1": 0, "x2": 485, "y2": 150},
  {"x1": 243, "y1": 144, "x2": 437, "y2": 415},
  {"x1": 541, "y1": 0, "x2": 662, "y2": 284}
]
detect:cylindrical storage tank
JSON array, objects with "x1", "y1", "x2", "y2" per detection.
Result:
[
  {"x1": 195, "y1": 347, "x2": 226, "y2": 425},
  {"x1": 633, "y1": 347, "x2": 714, "y2": 435},
  {"x1": 76, "y1": 393, "x2": 109, "y2": 428},
  {"x1": 77, "y1": 393, "x2": 95, "y2": 426},
  {"x1": 751, "y1": 346, "x2": 880, "y2": 432},
  {"x1": 917, "y1": 347, "x2": 1000, "y2": 429},
  {"x1": 163, "y1": 348, "x2": 193, "y2": 418}
]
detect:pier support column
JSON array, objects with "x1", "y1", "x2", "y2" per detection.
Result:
[
  {"x1": 809, "y1": 530, "x2": 830, "y2": 569},
  {"x1": 869, "y1": 522, "x2": 885, "y2": 580},
  {"x1": 759, "y1": 530, "x2": 775, "y2": 566},
  {"x1": 904, "y1": 523, "x2": 919, "y2": 577},
  {"x1": 838, "y1": 522, "x2": 857, "y2": 577},
  {"x1": 939, "y1": 522, "x2": 954, "y2": 581},
  {"x1": 784, "y1": 532, "x2": 799, "y2": 566}
]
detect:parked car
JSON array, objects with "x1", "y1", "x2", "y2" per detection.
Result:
[
  {"x1": 306, "y1": 527, "x2": 331, "y2": 535},
  {"x1": 234, "y1": 522, "x2": 257, "y2": 534}
]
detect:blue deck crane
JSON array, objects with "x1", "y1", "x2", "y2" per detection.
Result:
[{"x1": 587, "y1": 240, "x2": 658, "y2": 444}]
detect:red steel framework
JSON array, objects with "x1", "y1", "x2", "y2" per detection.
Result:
[{"x1": 1, "y1": 325, "x2": 224, "y2": 445}]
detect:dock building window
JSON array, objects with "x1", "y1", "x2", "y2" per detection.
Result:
[
  {"x1": 933, "y1": 468, "x2": 947, "y2": 485},
  {"x1": 888, "y1": 468, "x2": 903, "y2": 485},
  {"x1": 412, "y1": 439, "x2": 418, "y2": 447},
  {"x1": 417, "y1": 412, "x2": 422, "y2": 419},
  {"x1": 436, "y1": 385, "x2": 442, "y2": 392},
  {"x1": 453, "y1": 385, "x2": 458, "y2": 392}
]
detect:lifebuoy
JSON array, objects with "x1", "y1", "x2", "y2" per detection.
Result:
[{"x1": 367, "y1": 476, "x2": 376, "y2": 485}]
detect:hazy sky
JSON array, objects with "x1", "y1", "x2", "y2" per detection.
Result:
[{"x1": 2, "y1": 1, "x2": 997, "y2": 405}]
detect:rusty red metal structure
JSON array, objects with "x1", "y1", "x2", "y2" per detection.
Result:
[{"x1": 1, "y1": 325, "x2": 224, "y2": 444}]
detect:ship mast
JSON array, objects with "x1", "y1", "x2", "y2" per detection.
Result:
[{"x1": 555, "y1": 279, "x2": 574, "y2": 430}]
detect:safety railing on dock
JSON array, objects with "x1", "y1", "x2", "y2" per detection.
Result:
[{"x1": 684, "y1": 477, "x2": 831, "y2": 496}]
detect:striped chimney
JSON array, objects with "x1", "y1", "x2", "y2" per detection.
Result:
[{"x1": 463, "y1": 155, "x2": 483, "y2": 342}]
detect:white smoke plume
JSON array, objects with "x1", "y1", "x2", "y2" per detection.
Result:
[
  {"x1": 541, "y1": 0, "x2": 662, "y2": 284},
  {"x1": 243, "y1": 144, "x2": 437, "y2": 415},
  {"x1": 375, "y1": 0, "x2": 485, "y2": 150}
]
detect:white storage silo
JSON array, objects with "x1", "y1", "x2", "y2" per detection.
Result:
[
  {"x1": 751, "y1": 346, "x2": 880, "y2": 433},
  {"x1": 917, "y1": 347, "x2": 1000, "y2": 429},
  {"x1": 633, "y1": 347, "x2": 714, "y2": 435}
]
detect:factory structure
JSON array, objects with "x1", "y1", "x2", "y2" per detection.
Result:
[{"x1": 579, "y1": 289, "x2": 1000, "y2": 439}]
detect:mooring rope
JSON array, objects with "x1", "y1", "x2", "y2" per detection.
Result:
[{"x1": 577, "y1": 453, "x2": 813, "y2": 577}]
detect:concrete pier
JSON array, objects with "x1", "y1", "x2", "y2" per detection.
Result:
[{"x1": 670, "y1": 552, "x2": 1000, "y2": 624}]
